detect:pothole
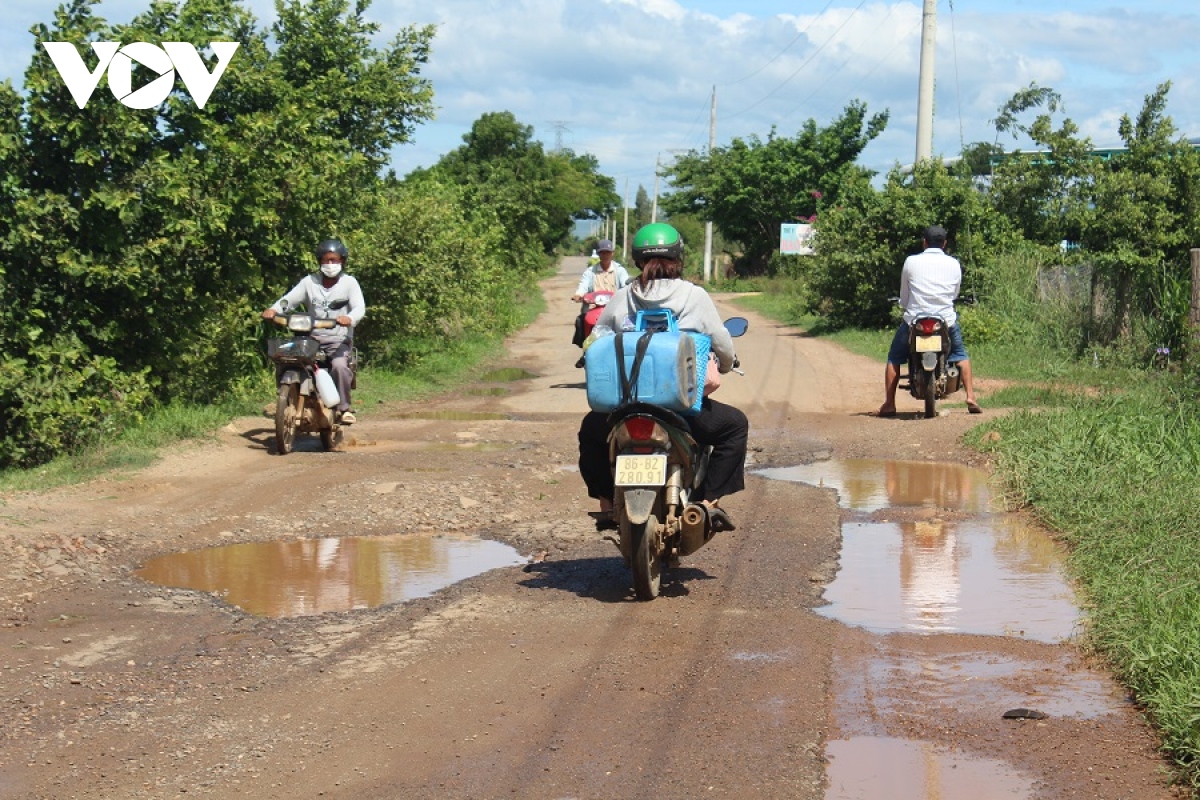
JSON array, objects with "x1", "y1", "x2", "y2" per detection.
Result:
[
  {"x1": 134, "y1": 533, "x2": 527, "y2": 618},
  {"x1": 757, "y1": 459, "x2": 1079, "y2": 641},
  {"x1": 825, "y1": 736, "x2": 1033, "y2": 799}
]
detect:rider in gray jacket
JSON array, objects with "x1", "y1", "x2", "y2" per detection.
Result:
[{"x1": 262, "y1": 239, "x2": 365, "y2": 423}]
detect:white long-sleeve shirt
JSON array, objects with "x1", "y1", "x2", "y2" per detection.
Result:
[{"x1": 899, "y1": 247, "x2": 961, "y2": 327}]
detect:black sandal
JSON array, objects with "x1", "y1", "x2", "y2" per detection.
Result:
[{"x1": 708, "y1": 507, "x2": 736, "y2": 532}]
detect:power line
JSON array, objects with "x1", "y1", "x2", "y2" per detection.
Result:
[
  {"x1": 717, "y1": 0, "x2": 838, "y2": 88},
  {"x1": 723, "y1": 0, "x2": 870, "y2": 122}
]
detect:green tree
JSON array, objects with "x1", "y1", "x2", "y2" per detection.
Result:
[
  {"x1": 664, "y1": 100, "x2": 888, "y2": 272},
  {"x1": 428, "y1": 111, "x2": 618, "y2": 262},
  {"x1": 1081, "y1": 82, "x2": 1200, "y2": 346},
  {"x1": 809, "y1": 160, "x2": 1017, "y2": 328}
]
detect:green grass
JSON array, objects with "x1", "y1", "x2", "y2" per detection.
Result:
[{"x1": 966, "y1": 384, "x2": 1200, "y2": 789}]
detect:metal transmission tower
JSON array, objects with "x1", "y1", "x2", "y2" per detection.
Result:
[{"x1": 547, "y1": 120, "x2": 572, "y2": 152}]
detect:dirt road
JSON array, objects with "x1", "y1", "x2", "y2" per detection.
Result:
[{"x1": 0, "y1": 257, "x2": 1179, "y2": 799}]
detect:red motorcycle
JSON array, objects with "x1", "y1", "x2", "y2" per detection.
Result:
[{"x1": 573, "y1": 289, "x2": 614, "y2": 367}]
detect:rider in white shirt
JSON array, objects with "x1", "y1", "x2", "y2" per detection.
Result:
[{"x1": 878, "y1": 226, "x2": 980, "y2": 416}]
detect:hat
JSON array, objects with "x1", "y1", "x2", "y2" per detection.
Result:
[
  {"x1": 596, "y1": 239, "x2": 615, "y2": 252},
  {"x1": 922, "y1": 225, "x2": 947, "y2": 244}
]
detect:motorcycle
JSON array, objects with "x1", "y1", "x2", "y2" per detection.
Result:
[
  {"x1": 594, "y1": 313, "x2": 748, "y2": 600},
  {"x1": 267, "y1": 313, "x2": 355, "y2": 454},
  {"x1": 905, "y1": 315, "x2": 961, "y2": 418},
  {"x1": 573, "y1": 289, "x2": 614, "y2": 367}
]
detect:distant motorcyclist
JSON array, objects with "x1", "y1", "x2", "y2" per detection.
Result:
[
  {"x1": 571, "y1": 239, "x2": 630, "y2": 359},
  {"x1": 577, "y1": 223, "x2": 747, "y2": 532},
  {"x1": 878, "y1": 225, "x2": 980, "y2": 417},
  {"x1": 262, "y1": 239, "x2": 365, "y2": 424}
]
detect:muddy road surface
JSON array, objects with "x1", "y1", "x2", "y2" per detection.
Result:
[{"x1": 0, "y1": 257, "x2": 1179, "y2": 799}]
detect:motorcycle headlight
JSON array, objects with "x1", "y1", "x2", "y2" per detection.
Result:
[{"x1": 287, "y1": 316, "x2": 314, "y2": 333}]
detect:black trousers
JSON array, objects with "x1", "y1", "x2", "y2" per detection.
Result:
[{"x1": 577, "y1": 398, "x2": 749, "y2": 503}]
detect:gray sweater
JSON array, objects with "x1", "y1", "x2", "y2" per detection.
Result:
[
  {"x1": 271, "y1": 273, "x2": 366, "y2": 346},
  {"x1": 595, "y1": 278, "x2": 736, "y2": 372}
]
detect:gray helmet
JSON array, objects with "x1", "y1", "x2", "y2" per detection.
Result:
[{"x1": 314, "y1": 239, "x2": 348, "y2": 263}]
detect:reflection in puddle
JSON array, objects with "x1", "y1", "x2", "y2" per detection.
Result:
[
  {"x1": 757, "y1": 458, "x2": 993, "y2": 513},
  {"x1": 825, "y1": 737, "x2": 1032, "y2": 799},
  {"x1": 479, "y1": 367, "x2": 537, "y2": 382},
  {"x1": 821, "y1": 518, "x2": 1078, "y2": 640},
  {"x1": 757, "y1": 459, "x2": 1077, "y2": 641},
  {"x1": 135, "y1": 534, "x2": 527, "y2": 618}
]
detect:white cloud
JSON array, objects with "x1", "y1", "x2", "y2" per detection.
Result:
[{"x1": 5, "y1": 0, "x2": 1199, "y2": 189}]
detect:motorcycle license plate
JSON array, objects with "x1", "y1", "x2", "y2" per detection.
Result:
[
  {"x1": 915, "y1": 336, "x2": 942, "y2": 353},
  {"x1": 614, "y1": 455, "x2": 667, "y2": 486}
]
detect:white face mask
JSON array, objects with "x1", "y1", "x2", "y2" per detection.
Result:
[{"x1": 320, "y1": 261, "x2": 343, "y2": 278}]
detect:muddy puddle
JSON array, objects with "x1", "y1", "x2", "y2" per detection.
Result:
[
  {"x1": 135, "y1": 533, "x2": 527, "y2": 618},
  {"x1": 758, "y1": 459, "x2": 1108, "y2": 798},
  {"x1": 825, "y1": 737, "x2": 1033, "y2": 799},
  {"x1": 756, "y1": 459, "x2": 1078, "y2": 641}
]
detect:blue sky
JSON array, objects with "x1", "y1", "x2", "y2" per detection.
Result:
[{"x1": 7, "y1": 0, "x2": 1200, "y2": 203}]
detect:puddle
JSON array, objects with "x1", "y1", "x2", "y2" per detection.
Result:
[
  {"x1": 757, "y1": 459, "x2": 1078, "y2": 641},
  {"x1": 464, "y1": 387, "x2": 511, "y2": 396},
  {"x1": 825, "y1": 737, "x2": 1032, "y2": 799},
  {"x1": 392, "y1": 410, "x2": 510, "y2": 421},
  {"x1": 134, "y1": 534, "x2": 527, "y2": 618},
  {"x1": 820, "y1": 518, "x2": 1078, "y2": 640},
  {"x1": 757, "y1": 458, "x2": 993, "y2": 513},
  {"x1": 479, "y1": 367, "x2": 537, "y2": 381},
  {"x1": 836, "y1": 649, "x2": 1129, "y2": 722}
]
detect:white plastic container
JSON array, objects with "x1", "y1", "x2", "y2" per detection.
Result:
[{"x1": 314, "y1": 367, "x2": 341, "y2": 408}]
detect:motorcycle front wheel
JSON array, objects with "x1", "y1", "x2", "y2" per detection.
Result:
[
  {"x1": 275, "y1": 384, "x2": 299, "y2": 454},
  {"x1": 631, "y1": 519, "x2": 662, "y2": 601}
]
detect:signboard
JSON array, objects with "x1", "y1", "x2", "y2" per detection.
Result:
[{"x1": 780, "y1": 223, "x2": 815, "y2": 255}]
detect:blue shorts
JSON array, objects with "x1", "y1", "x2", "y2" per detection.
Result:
[{"x1": 887, "y1": 322, "x2": 969, "y2": 366}]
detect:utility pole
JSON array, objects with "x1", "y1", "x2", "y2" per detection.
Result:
[
  {"x1": 651, "y1": 153, "x2": 660, "y2": 223},
  {"x1": 703, "y1": 85, "x2": 716, "y2": 283},
  {"x1": 622, "y1": 179, "x2": 630, "y2": 261},
  {"x1": 914, "y1": 0, "x2": 937, "y2": 164}
]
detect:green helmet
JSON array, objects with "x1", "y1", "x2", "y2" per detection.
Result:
[{"x1": 632, "y1": 223, "x2": 683, "y2": 266}]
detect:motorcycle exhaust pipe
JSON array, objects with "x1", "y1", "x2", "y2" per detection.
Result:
[{"x1": 679, "y1": 503, "x2": 709, "y2": 556}]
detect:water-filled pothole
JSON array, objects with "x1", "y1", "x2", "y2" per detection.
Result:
[
  {"x1": 757, "y1": 459, "x2": 1078, "y2": 641},
  {"x1": 134, "y1": 533, "x2": 526, "y2": 618},
  {"x1": 825, "y1": 737, "x2": 1033, "y2": 799},
  {"x1": 479, "y1": 367, "x2": 537, "y2": 382}
]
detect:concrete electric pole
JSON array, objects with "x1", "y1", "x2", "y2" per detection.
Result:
[{"x1": 914, "y1": 0, "x2": 937, "y2": 164}]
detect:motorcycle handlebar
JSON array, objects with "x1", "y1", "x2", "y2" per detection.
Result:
[{"x1": 270, "y1": 314, "x2": 338, "y2": 329}]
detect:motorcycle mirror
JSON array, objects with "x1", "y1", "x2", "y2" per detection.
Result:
[{"x1": 724, "y1": 317, "x2": 749, "y2": 337}]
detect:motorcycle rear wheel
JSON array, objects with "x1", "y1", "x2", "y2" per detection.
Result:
[
  {"x1": 632, "y1": 519, "x2": 662, "y2": 601},
  {"x1": 320, "y1": 427, "x2": 341, "y2": 451},
  {"x1": 275, "y1": 384, "x2": 299, "y2": 454},
  {"x1": 923, "y1": 370, "x2": 937, "y2": 419}
]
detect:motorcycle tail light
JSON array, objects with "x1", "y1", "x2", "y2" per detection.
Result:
[
  {"x1": 916, "y1": 318, "x2": 940, "y2": 335},
  {"x1": 624, "y1": 417, "x2": 657, "y2": 441}
]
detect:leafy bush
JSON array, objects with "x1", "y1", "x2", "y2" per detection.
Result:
[{"x1": 0, "y1": 336, "x2": 152, "y2": 468}]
